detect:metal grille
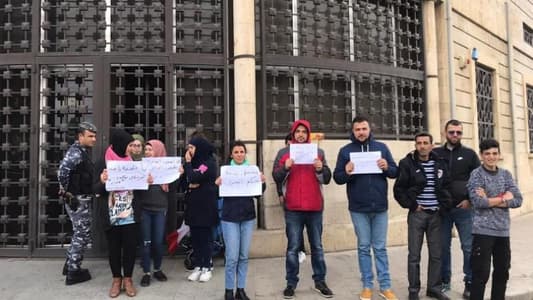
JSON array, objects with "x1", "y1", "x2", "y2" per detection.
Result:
[
  {"x1": 111, "y1": 0, "x2": 165, "y2": 52},
  {"x1": 265, "y1": 66, "x2": 423, "y2": 138},
  {"x1": 263, "y1": 0, "x2": 293, "y2": 55},
  {"x1": 172, "y1": 66, "x2": 225, "y2": 157},
  {"x1": 38, "y1": 64, "x2": 94, "y2": 248},
  {"x1": 41, "y1": 0, "x2": 165, "y2": 52},
  {"x1": 527, "y1": 85, "x2": 533, "y2": 153},
  {"x1": 173, "y1": 0, "x2": 223, "y2": 54},
  {"x1": 110, "y1": 64, "x2": 166, "y2": 140},
  {"x1": 0, "y1": 0, "x2": 31, "y2": 53},
  {"x1": 297, "y1": 1, "x2": 349, "y2": 59},
  {"x1": 476, "y1": 64, "x2": 494, "y2": 143},
  {"x1": 260, "y1": 0, "x2": 424, "y2": 138},
  {"x1": 41, "y1": 0, "x2": 109, "y2": 52},
  {"x1": 0, "y1": 65, "x2": 31, "y2": 248}
]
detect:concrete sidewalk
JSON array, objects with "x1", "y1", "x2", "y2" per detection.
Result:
[{"x1": 1, "y1": 213, "x2": 532, "y2": 300}]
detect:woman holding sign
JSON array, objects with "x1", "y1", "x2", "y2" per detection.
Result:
[
  {"x1": 182, "y1": 136, "x2": 219, "y2": 283},
  {"x1": 94, "y1": 128, "x2": 151, "y2": 298},
  {"x1": 215, "y1": 140, "x2": 266, "y2": 300},
  {"x1": 138, "y1": 139, "x2": 170, "y2": 287}
]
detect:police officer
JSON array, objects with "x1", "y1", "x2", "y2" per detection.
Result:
[{"x1": 58, "y1": 122, "x2": 97, "y2": 285}]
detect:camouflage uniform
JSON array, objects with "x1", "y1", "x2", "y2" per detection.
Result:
[{"x1": 58, "y1": 141, "x2": 94, "y2": 272}]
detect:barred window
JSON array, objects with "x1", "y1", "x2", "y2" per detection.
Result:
[
  {"x1": 524, "y1": 23, "x2": 533, "y2": 46},
  {"x1": 527, "y1": 85, "x2": 533, "y2": 153},
  {"x1": 0, "y1": 0, "x2": 32, "y2": 53},
  {"x1": 475, "y1": 63, "x2": 494, "y2": 143},
  {"x1": 261, "y1": 0, "x2": 424, "y2": 139}
]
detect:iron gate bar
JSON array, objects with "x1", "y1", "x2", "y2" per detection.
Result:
[{"x1": 264, "y1": 55, "x2": 423, "y2": 81}]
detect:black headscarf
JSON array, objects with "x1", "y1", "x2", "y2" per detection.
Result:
[
  {"x1": 109, "y1": 128, "x2": 133, "y2": 158},
  {"x1": 189, "y1": 137, "x2": 214, "y2": 168}
]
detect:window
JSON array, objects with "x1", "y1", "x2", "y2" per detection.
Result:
[
  {"x1": 524, "y1": 23, "x2": 533, "y2": 46},
  {"x1": 527, "y1": 85, "x2": 533, "y2": 153},
  {"x1": 476, "y1": 63, "x2": 495, "y2": 143}
]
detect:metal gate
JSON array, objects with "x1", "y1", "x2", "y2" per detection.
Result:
[{"x1": 0, "y1": 0, "x2": 230, "y2": 257}]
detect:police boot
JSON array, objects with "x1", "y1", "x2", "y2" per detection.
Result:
[
  {"x1": 63, "y1": 258, "x2": 88, "y2": 276},
  {"x1": 65, "y1": 269, "x2": 92, "y2": 285}
]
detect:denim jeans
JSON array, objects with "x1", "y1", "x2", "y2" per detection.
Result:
[
  {"x1": 407, "y1": 210, "x2": 442, "y2": 294},
  {"x1": 350, "y1": 211, "x2": 391, "y2": 290},
  {"x1": 440, "y1": 207, "x2": 472, "y2": 283},
  {"x1": 284, "y1": 210, "x2": 327, "y2": 287},
  {"x1": 221, "y1": 219, "x2": 255, "y2": 289},
  {"x1": 141, "y1": 209, "x2": 167, "y2": 273}
]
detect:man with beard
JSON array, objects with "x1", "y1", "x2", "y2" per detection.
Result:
[{"x1": 433, "y1": 120, "x2": 480, "y2": 298}]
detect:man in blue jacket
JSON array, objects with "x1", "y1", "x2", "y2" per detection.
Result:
[{"x1": 333, "y1": 116, "x2": 398, "y2": 300}]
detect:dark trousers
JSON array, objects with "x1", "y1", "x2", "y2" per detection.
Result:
[
  {"x1": 190, "y1": 226, "x2": 213, "y2": 268},
  {"x1": 407, "y1": 210, "x2": 442, "y2": 294},
  {"x1": 106, "y1": 223, "x2": 138, "y2": 278},
  {"x1": 470, "y1": 234, "x2": 510, "y2": 300}
]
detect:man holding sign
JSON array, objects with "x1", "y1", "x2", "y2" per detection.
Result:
[
  {"x1": 333, "y1": 116, "x2": 399, "y2": 300},
  {"x1": 272, "y1": 119, "x2": 333, "y2": 299}
]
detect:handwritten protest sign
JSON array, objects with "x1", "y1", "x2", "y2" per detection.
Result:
[
  {"x1": 105, "y1": 161, "x2": 149, "y2": 191},
  {"x1": 290, "y1": 143, "x2": 318, "y2": 164},
  {"x1": 349, "y1": 151, "x2": 382, "y2": 174},
  {"x1": 219, "y1": 165, "x2": 262, "y2": 197},
  {"x1": 143, "y1": 157, "x2": 182, "y2": 184}
]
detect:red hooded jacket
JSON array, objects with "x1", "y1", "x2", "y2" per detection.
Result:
[{"x1": 272, "y1": 120, "x2": 331, "y2": 211}]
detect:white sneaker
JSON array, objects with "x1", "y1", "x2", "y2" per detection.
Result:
[
  {"x1": 298, "y1": 251, "x2": 306, "y2": 263},
  {"x1": 198, "y1": 267, "x2": 212, "y2": 282},
  {"x1": 187, "y1": 267, "x2": 201, "y2": 281}
]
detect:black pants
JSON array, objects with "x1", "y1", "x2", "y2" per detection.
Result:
[
  {"x1": 470, "y1": 234, "x2": 510, "y2": 300},
  {"x1": 407, "y1": 210, "x2": 442, "y2": 294},
  {"x1": 190, "y1": 226, "x2": 213, "y2": 268},
  {"x1": 106, "y1": 223, "x2": 138, "y2": 278}
]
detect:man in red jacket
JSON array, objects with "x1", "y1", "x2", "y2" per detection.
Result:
[{"x1": 272, "y1": 119, "x2": 333, "y2": 299}]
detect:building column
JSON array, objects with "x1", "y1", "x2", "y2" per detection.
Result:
[
  {"x1": 233, "y1": 0, "x2": 257, "y2": 162},
  {"x1": 423, "y1": 0, "x2": 442, "y2": 142}
]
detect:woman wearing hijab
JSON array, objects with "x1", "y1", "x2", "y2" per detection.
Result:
[
  {"x1": 215, "y1": 140, "x2": 266, "y2": 300},
  {"x1": 182, "y1": 136, "x2": 219, "y2": 283},
  {"x1": 94, "y1": 128, "x2": 148, "y2": 298},
  {"x1": 139, "y1": 139, "x2": 170, "y2": 287}
]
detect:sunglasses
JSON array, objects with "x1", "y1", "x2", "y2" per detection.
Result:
[{"x1": 447, "y1": 130, "x2": 463, "y2": 136}]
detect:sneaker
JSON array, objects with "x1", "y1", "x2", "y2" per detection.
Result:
[
  {"x1": 441, "y1": 281, "x2": 451, "y2": 293},
  {"x1": 140, "y1": 274, "x2": 151, "y2": 287},
  {"x1": 462, "y1": 282, "x2": 471, "y2": 299},
  {"x1": 283, "y1": 285, "x2": 295, "y2": 299},
  {"x1": 153, "y1": 270, "x2": 168, "y2": 281},
  {"x1": 198, "y1": 267, "x2": 212, "y2": 282},
  {"x1": 298, "y1": 251, "x2": 306, "y2": 263},
  {"x1": 379, "y1": 289, "x2": 398, "y2": 300},
  {"x1": 314, "y1": 281, "x2": 333, "y2": 298},
  {"x1": 187, "y1": 267, "x2": 202, "y2": 281},
  {"x1": 360, "y1": 288, "x2": 372, "y2": 300}
]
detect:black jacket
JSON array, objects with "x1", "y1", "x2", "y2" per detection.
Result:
[
  {"x1": 433, "y1": 143, "x2": 480, "y2": 207},
  {"x1": 393, "y1": 151, "x2": 452, "y2": 211}
]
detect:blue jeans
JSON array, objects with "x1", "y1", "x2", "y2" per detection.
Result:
[
  {"x1": 141, "y1": 209, "x2": 167, "y2": 273},
  {"x1": 440, "y1": 207, "x2": 472, "y2": 283},
  {"x1": 221, "y1": 220, "x2": 255, "y2": 289},
  {"x1": 350, "y1": 211, "x2": 392, "y2": 290},
  {"x1": 284, "y1": 210, "x2": 327, "y2": 287}
]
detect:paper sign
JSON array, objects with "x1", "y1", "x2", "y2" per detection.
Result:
[
  {"x1": 290, "y1": 143, "x2": 318, "y2": 164},
  {"x1": 143, "y1": 157, "x2": 182, "y2": 184},
  {"x1": 349, "y1": 151, "x2": 382, "y2": 174},
  {"x1": 105, "y1": 160, "x2": 149, "y2": 191},
  {"x1": 219, "y1": 165, "x2": 262, "y2": 197}
]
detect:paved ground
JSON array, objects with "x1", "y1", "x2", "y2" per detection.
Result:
[{"x1": 1, "y1": 213, "x2": 532, "y2": 300}]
